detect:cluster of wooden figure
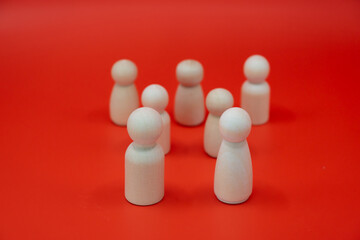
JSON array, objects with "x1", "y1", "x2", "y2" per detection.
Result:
[{"x1": 109, "y1": 55, "x2": 270, "y2": 205}]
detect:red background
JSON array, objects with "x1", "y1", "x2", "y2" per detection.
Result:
[{"x1": 0, "y1": 0, "x2": 360, "y2": 239}]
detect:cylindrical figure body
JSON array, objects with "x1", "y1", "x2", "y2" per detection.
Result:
[
  {"x1": 125, "y1": 107, "x2": 164, "y2": 206},
  {"x1": 204, "y1": 114, "x2": 221, "y2": 157},
  {"x1": 174, "y1": 84, "x2": 205, "y2": 126},
  {"x1": 214, "y1": 107, "x2": 253, "y2": 204},
  {"x1": 109, "y1": 83, "x2": 139, "y2": 126},
  {"x1": 174, "y1": 59, "x2": 205, "y2": 126},
  {"x1": 158, "y1": 111, "x2": 170, "y2": 154},
  {"x1": 214, "y1": 140, "x2": 253, "y2": 204},
  {"x1": 141, "y1": 84, "x2": 171, "y2": 154},
  {"x1": 241, "y1": 81, "x2": 270, "y2": 125},
  {"x1": 204, "y1": 88, "x2": 234, "y2": 158},
  {"x1": 241, "y1": 54, "x2": 271, "y2": 125},
  {"x1": 125, "y1": 143, "x2": 164, "y2": 206}
]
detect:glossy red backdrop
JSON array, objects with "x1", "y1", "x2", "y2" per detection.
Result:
[{"x1": 0, "y1": 0, "x2": 359, "y2": 239}]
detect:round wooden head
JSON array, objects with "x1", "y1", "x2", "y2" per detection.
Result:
[
  {"x1": 176, "y1": 59, "x2": 204, "y2": 87},
  {"x1": 219, "y1": 107, "x2": 252, "y2": 142},
  {"x1": 127, "y1": 107, "x2": 163, "y2": 146},
  {"x1": 141, "y1": 84, "x2": 169, "y2": 113},
  {"x1": 206, "y1": 88, "x2": 234, "y2": 117},
  {"x1": 243, "y1": 55, "x2": 270, "y2": 84},
  {"x1": 111, "y1": 59, "x2": 138, "y2": 86}
]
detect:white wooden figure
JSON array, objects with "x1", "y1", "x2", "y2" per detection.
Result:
[
  {"x1": 109, "y1": 59, "x2": 139, "y2": 126},
  {"x1": 141, "y1": 84, "x2": 171, "y2": 154},
  {"x1": 214, "y1": 107, "x2": 253, "y2": 204},
  {"x1": 125, "y1": 107, "x2": 164, "y2": 206},
  {"x1": 204, "y1": 88, "x2": 234, "y2": 158},
  {"x1": 241, "y1": 55, "x2": 270, "y2": 125},
  {"x1": 174, "y1": 59, "x2": 205, "y2": 126}
]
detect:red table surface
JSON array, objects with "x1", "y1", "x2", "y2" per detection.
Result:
[{"x1": 0, "y1": 0, "x2": 359, "y2": 239}]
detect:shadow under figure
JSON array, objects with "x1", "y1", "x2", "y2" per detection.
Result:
[{"x1": 269, "y1": 105, "x2": 297, "y2": 123}]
